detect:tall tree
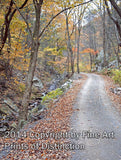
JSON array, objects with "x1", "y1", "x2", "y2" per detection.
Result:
[
  {"x1": 76, "y1": 6, "x2": 87, "y2": 73},
  {"x1": 65, "y1": 10, "x2": 74, "y2": 74},
  {"x1": 103, "y1": 0, "x2": 107, "y2": 67}
]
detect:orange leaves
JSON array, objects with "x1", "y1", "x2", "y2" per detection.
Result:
[
  {"x1": 72, "y1": 47, "x2": 77, "y2": 52},
  {"x1": 94, "y1": 50, "x2": 99, "y2": 55},
  {"x1": 0, "y1": 74, "x2": 88, "y2": 159},
  {"x1": 81, "y1": 48, "x2": 99, "y2": 55}
]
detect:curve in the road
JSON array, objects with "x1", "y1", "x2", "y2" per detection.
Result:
[{"x1": 70, "y1": 73, "x2": 121, "y2": 160}]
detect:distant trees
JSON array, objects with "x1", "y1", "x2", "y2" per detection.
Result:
[
  {"x1": 104, "y1": 0, "x2": 121, "y2": 67},
  {"x1": 76, "y1": 6, "x2": 86, "y2": 73},
  {"x1": 81, "y1": 0, "x2": 121, "y2": 70}
]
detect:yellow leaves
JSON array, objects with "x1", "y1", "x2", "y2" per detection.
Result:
[
  {"x1": 14, "y1": 79, "x2": 19, "y2": 85},
  {"x1": 2, "y1": 40, "x2": 30, "y2": 72},
  {"x1": 0, "y1": 14, "x2": 4, "y2": 25},
  {"x1": 44, "y1": 47, "x2": 56, "y2": 52},
  {"x1": 0, "y1": 72, "x2": 6, "y2": 77},
  {"x1": 44, "y1": 47, "x2": 60, "y2": 56},
  {"x1": 18, "y1": 82, "x2": 26, "y2": 93},
  {"x1": 71, "y1": 3, "x2": 75, "y2": 8},
  {"x1": 13, "y1": 78, "x2": 25, "y2": 93},
  {"x1": 66, "y1": 0, "x2": 70, "y2": 3},
  {"x1": 10, "y1": 17, "x2": 26, "y2": 33}
]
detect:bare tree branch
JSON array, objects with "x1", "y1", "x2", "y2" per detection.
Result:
[{"x1": 39, "y1": 0, "x2": 93, "y2": 38}]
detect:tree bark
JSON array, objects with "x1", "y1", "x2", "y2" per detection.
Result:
[
  {"x1": 104, "y1": 0, "x2": 121, "y2": 47},
  {"x1": 103, "y1": 0, "x2": 107, "y2": 67},
  {"x1": 89, "y1": 53, "x2": 93, "y2": 70},
  {"x1": 77, "y1": 22, "x2": 81, "y2": 74},
  {"x1": 65, "y1": 11, "x2": 74, "y2": 74},
  {"x1": 109, "y1": 0, "x2": 121, "y2": 18},
  {"x1": 18, "y1": 0, "x2": 42, "y2": 127}
]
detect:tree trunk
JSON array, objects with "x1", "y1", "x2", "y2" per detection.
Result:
[
  {"x1": 109, "y1": 0, "x2": 121, "y2": 18},
  {"x1": 77, "y1": 25, "x2": 81, "y2": 74},
  {"x1": 103, "y1": 0, "x2": 106, "y2": 67},
  {"x1": 105, "y1": 0, "x2": 121, "y2": 47},
  {"x1": 19, "y1": 43, "x2": 39, "y2": 120},
  {"x1": 18, "y1": 0, "x2": 42, "y2": 128},
  {"x1": 65, "y1": 12, "x2": 74, "y2": 74},
  {"x1": 89, "y1": 53, "x2": 92, "y2": 70},
  {"x1": 67, "y1": 50, "x2": 70, "y2": 76}
]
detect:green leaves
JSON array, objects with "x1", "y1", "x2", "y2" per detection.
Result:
[
  {"x1": 112, "y1": 69, "x2": 121, "y2": 87},
  {"x1": 42, "y1": 88, "x2": 63, "y2": 103}
]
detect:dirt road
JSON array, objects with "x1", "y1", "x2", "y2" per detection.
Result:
[{"x1": 71, "y1": 73, "x2": 121, "y2": 160}]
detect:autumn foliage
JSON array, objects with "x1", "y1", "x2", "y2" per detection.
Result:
[{"x1": 81, "y1": 48, "x2": 99, "y2": 55}]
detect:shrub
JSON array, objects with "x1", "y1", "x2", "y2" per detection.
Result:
[
  {"x1": 100, "y1": 68, "x2": 113, "y2": 76},
  {"x1": 112, "y1": 69, "x2": 121, "y2": 86},
  {"x1": 19, "y1": 83, "x2": 26, "y2": 93}
]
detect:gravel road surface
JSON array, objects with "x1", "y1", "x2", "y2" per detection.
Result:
[{"x1": 71, "y1": 73, "x2": 121, "y2": 160}]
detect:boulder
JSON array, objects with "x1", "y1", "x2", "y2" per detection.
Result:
[
  {"x1": 3, "y1": 98, "x2": 19, "y2": 113},
  {"x1": 32, "y1": 76, "x2": 43, "y2": 89},
  {"x1": 0, "y1": 98, "x2": 19, "y2": 118},
  {"x1": 30, "y1": 107, "x2": 47, "y2": 122},
  {"x1": 30, "y1": 103, "x2": 44, "y2": 114},
  {"x1": 0, "y1": 98, "x2": 19, "y2": 134},
  {"x1": 0, "y1": 126, "x2": 7, "y2": 132},
  {"x1": 48, "y1": 83, "x2": 57, "y2": 92},
  {"x1": 61, "y1": 79, "x2": 72, "y2": 92},
  {"x1": 108, "y1": 60, "x2": 118, "y2": 68},
  {"x1": 0, "y1": 120, "x2": 9, "y2": 134},
  {"x1": 0, "y1": 104, "x2": 17, "y2": 115},
  {"x1": 110, "y1": 87, "x2": 121, "y2": 96},
  {"x1": 10, "y1": 122, "x2": 17, "y2": 130}
]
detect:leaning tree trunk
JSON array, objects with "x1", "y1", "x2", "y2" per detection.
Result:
[
  {"x1": 18, "y1": 1, "x2": 42, "y2": 128},
  {"x1": 19, "y1": 42, "x2": 39, "y2": 121}
]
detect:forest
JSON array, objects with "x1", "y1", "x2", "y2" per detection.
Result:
[{"x1": 0, "y1": 0, "x2": 121, "y2": 159}]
